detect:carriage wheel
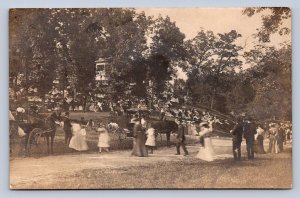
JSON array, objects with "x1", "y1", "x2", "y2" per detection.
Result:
[{"x1": 26, "y1": 128, "x2": 43, "y2": 155}]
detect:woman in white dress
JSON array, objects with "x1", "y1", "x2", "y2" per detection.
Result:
[
  {"x1": 196, "y1": 121, "x2": 215, "y2": 161},
  {"x1": 69, "y1": 122, "x2": 89, "y2": 151}
]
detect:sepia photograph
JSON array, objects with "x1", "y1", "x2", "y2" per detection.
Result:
[{"x1": 9, "y1": 7, "x2": 292, "y2": 189}]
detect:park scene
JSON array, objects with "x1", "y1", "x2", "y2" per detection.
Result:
[{"x1": 9, "y1": 8, "x2": 292, "y2": 189}]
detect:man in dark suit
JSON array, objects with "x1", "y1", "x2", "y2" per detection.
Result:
[
  {"x1": 175, "y1": 119, "x2": 189, "y2": 156},
  {"x1": 231, "y1": 117, "x2": 245, "y2": 161},
  {"x1": 243, "y1": 118, "x2": 257, "y2": 160},
  {"x1": 63, "y1": 112, "x2": 72, "y2": 145}
]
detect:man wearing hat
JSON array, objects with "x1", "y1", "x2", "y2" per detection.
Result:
[
  {"x1": 243, "y1": 118, "x2": 257, "y2": 160},
  {"x1": 175, "y1": 119, "x2": 189, "y2": 156},
  {"x1": 63, "y1": 112, "x2": 72, "y2": 145},
  {"x1": 230, "y1": 117, "x2": 245, "y2": 161}
]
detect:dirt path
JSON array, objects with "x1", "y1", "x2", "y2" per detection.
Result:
[
  {"x1": 10, "y1": 145, "x2": 201, "y2": 189},
  {"x1": 10, "y1": 138, "x2": 291, "y2": 189}
]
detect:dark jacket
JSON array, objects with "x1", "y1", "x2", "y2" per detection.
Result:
[
  {"x1": 278, "y1": 128, "x2": 285, "y2": 142},
  {"x1": 243, "y1": 122, "x2": 257, "y2": 141},
  {"x1": 176, "y1": 124, "x2": 185, "y2": 142},
  {"x1": 232, "y1": 123, "x2": 244, "y2": 143},
  {"x1": 63, "y1": 116, "x2": 72, "y2": 133},
  {"x1": 133, "y1": 123, "x2": 143, "y2": 137}
]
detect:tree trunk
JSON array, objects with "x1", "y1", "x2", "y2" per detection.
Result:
[
  {"x1": 74, "y1": 88, "x2": 76, "y2": 100},
  {"x1": 83, "y1": 95, "x2": 88, "y2": 112},
  {"x1": 210, "y1": 89, "x2": 216, "y2": 109}
]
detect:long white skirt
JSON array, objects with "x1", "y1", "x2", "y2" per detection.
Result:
[
  {"x1": 69, "y1": 129, "x2": 89, "y2": 151},
  {"x1": 196, "y1": 137, "x2": 215, "y2": 162}
]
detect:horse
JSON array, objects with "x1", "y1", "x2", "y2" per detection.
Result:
[
  {"x1": 152, "y1": 120, "x2": 178, "y2": 147},
  {"x1": 26, "y1": 112, "x2": 61, "y2": 154},
  {"x1": 43, "y1": 113, "x2": 60, "y2": 154}
]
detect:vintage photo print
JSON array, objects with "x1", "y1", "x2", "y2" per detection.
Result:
[{"x1": 9, "y1": 8, "x2": 292, "y2": 189}]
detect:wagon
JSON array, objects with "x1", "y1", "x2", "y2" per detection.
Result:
[{"x1": 25, "y1": 114, "x2": 59, "y2": 155}]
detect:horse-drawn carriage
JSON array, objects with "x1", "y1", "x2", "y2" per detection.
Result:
[{"x1": 10, "y1": 112, "x2": 61, "y2": 156}]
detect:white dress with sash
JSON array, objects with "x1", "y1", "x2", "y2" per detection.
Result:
[
  {"x1": 69, "y1": 123, "x2": 89, "y2": 151},
  {"x1": 196, "y1": 127, "x2": 215, "y2": 162}
]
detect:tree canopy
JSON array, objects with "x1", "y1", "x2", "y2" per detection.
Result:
[{"x1": 9, "y1": 8, "x2": 291, "y2": 121}]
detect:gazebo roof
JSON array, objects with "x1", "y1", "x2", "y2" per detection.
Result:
[{"x1": 95, "y1": 57, "x2": 110, "y2": 63}]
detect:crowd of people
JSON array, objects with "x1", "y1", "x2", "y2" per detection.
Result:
[
  {"x1": 10, "y1": 101, "x2": 292, "y2": 162},
  {"x1": 230, "y1": 118, "x2": 292, "y2": 161},
  {"x1": 57, "y1": 109, "x2": 292, "y2": 162}
]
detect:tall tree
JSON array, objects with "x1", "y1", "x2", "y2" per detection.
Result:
[
  {"x1": 243, "y1": 44, "x2": 291, "y2": 120},
  {"x1": 150, "y1": 16, "x2": 186, "y2": 61},
  {"x1": 147, "y1": 16, "x2": 186, "y2": 98},
  {"x1": 99, "y1": 9, "x2": 152, "y2": 100},
  {"x1": 10, "y1": 9, "x2": 58, "y2": 103},
  {"x1": 184, "y1": 30, "x2": 243, "y2": 111}
]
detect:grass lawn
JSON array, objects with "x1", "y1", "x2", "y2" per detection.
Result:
[{"x1": 17, "y1": 148, "x2": 291, "y2": 189}]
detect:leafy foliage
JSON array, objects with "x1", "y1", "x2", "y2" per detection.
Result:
[
  {"x1": 184, "y1": 30, "x2": 243, "y2": 111},
  {"x1": 244, "y1": 44, "x2": 291, "y2": 120},
  {"x1": 9, "y1": 8, "x2": 292, "y2": 121},
  {"x1": 243, "y1": 7, "x2": 291, "y2": 42}
]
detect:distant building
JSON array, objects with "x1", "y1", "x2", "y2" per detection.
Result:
[
  {"x1": 95, "y1": 58, "x2": 110, "y2": 85},
  {"x1": 95, "y1": 58, "x2": 111, "y2": 99}
]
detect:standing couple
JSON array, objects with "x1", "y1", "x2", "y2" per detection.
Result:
[
  {"x1": 62, "y1": 112, "x2": 89, "y2": 151},
  {"x1": 230, "y1": 117, "x2": 257, "y2": 161},
  {"x1": 131, "y1": 117, "x2": 148, "y2": 157},
  {"x1": 176, "y1": 119, "x2": 215, "y2": 162}
]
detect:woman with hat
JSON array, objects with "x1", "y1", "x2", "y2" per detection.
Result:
[
  {"x1": 131, "y1": 117, "x2": 148, "y2": 157},
  {"x1": 268, "y1": 123, "x2": 278, "y2": 153},
  {"x1": 69, "y1": 121, "x2": 89, "y2": 151},
  {"x1": 254, "y1": 124, "x2": 266, "y2": 154},
  {"x1": 196, "y1": 120, "x2": 215, "y2": 161}
]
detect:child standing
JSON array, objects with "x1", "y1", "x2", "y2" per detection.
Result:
[
  {"x1": 145, "y1": 124, "x2": 156, "y2": 154},
  {"x1": 97, "y1": 124, "x2": 110, "y2": 153}
]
